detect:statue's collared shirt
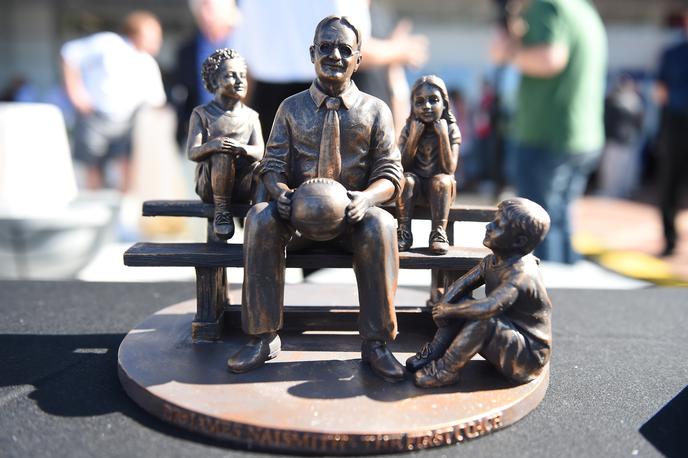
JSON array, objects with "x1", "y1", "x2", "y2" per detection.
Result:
[{"x1": 260, "y1": 81, "x2": 403, "y2": 201}]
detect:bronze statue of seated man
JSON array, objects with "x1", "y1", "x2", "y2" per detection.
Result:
[{"x1": 227, "y1": 16, "x2": 406, "y2": 382}]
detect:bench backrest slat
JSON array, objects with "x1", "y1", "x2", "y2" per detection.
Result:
[{"x1": 142, "y1": 200, "x2": 496, "y2": 222}]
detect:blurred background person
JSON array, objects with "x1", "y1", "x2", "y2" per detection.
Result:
[
  {"x1": 470, "y1": 77, "x2": 497, "y2": 192},
  {"x1": 61, "y1": 10, "x2": 166, "y2": 192},
  {"x1": 172, "y1": 0, "x2": 242, "y2": 147},
  {"x1": 233, "y1": 0, "x2": 428, "y2": 141},
  {"x1": 598, "y1": 74, "x2": 645, "y2": 198},
  {"x1": 352, "y1": 12, "x2": 429, "y2": 134},
  {"x1": 449, "y1": 87, "x2": 475, "y2": 189},
  {"x1": 490, "y1": 0, "x2": 607, "y2": 264},
  {"x1": 654, "y1": 9, "x2": 688, "y2": 257},
  {"x1": 0, "y1": 76, "x2": 36, "y2": 103}
]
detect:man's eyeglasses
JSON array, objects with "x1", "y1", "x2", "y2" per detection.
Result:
[{"x1": 316, "y1": 42, "x2": 358, "y2": 58}]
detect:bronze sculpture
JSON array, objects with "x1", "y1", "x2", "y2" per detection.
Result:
[
  {"x1": 226, "y1": 16, "x2": 406, "y2": 382},
  {"x1": 396, "y1": 75, "x2": 461, "y2": 255},
  {"x1": 407, "y1": 197, "x2": 552, "y2": 388},
  {"x1": 186, "y1": 48, "x2": 264, "y2": 239},
  {"x1": 289, "y1": 178, "x2": 350, "y2": 241}
]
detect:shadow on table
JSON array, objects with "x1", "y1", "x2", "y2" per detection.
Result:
[
  {"x1": 0, "y1": 334, "x2": 127, "y2": 416},
  {"x1": 0, "y1": 333, "x2": 255, "y2": 450},
  {"x1": 639, "y1": 385, "x2": 688, "y2": 458}
]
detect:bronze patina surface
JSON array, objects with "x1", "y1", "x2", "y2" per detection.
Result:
[
  {"x1": 232, "y1": 15, "x2": 406, "y2": 380},
  {"x1": 186, "y1": 48, "x2": 264, "y2": 240},
  {"x1": 118, "y1": 296, "x2": 549, "y2": 455},
  {"x1": 396, "y1": 75, "x2": 461, "y2": 255},
  {"x1": 409, "y1": 198, "x2": 553, "y2": 389}
]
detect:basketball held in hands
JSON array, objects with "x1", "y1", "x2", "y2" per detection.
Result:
[{"x1": 290, "y1": 178, "x2": 350, "y2": 241}]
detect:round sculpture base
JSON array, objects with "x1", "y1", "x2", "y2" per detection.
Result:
[{"x1": 118, "y1": 300, "x2": 549, "y2": 455}]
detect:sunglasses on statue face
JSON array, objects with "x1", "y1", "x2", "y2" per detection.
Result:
[{"x1": 316, "y1": 41, "x2": 358, "y2": 58}]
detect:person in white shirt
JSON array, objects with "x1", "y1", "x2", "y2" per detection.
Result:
[
  {"x1": 61, "y1": 11, "x2": 166, "y2": 191},
  {"x1": 233, "y1": 0, "x2": 428, "y2": 140}
]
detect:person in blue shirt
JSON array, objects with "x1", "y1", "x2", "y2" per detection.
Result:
[
  {"x1": 173, "y1": 0, "x2": 241, "y2": 146},
  {"x1": 655, "y1": 11, "x2": 688, "y2": 256}
]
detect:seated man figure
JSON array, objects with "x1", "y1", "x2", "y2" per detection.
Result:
[
  {"x1": 407, "y1": 197, "x2": 552, "y2": 388},
  {"x1": 227, "y1": 16, "x2": 406, "y2": 382}
]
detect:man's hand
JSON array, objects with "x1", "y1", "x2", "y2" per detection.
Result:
[
  {"x1": 73, "y1": 98, "x2": 94, "y2": 115},
  {"x1": 489, "y1": 29, "x2": 517, "y2": 65},
  {"x1": 62, "y1": 61, "x2": 94, "y2": 115},
  {"x1": 653, "y1": 82, "x2": 668, "y2": 106},
  {"x1": 346, "y1": 191, "x2": 372, "y2": 224},
  {"x1": 432, "y1": 119, "x2": 448, "y2": 137},
  {"x1": 388, "y1": 19, "x2": 429, "y2": 69},
  {"x1": 277, "y1": 189, "x2": 294, "y2": 221},
  {"x1": 490, "y1": 27, "x2": 568, "y2": 78}
]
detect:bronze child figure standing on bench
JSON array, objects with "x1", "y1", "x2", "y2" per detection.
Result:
[
  {"x1": 407, "y1": 197, "x2": 552, "y2": 388},
  {"x1": 396, "y1": 75, "x2": 461, "y2": 255},
  {"x1": 227, "y1": 16, "x2": 406, "y2": 382},
  {"x1": 186, "y1": 48, "x2": 264, "y2": 239}
]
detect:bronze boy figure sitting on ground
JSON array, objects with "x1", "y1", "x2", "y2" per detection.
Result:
[
  {"x1": 186, "y1": 48, "x2": 264, "y2": 239},
  {"x1": 407, "y1": 197, "x2": 552, "y2": 388},
  {"x1": 396, "y1": 75, "x2": 461, "y2": 255},
  {"x1": 227, "y1": 16, "x2": 406, "y2": 382}
]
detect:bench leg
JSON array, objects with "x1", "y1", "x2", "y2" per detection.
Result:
[
  {"x1": 428, "y1": 269, "x2": 441, "y2": 307},
  {"x1": 192, "y1": 266, "x2": 228, "y2": 341},
  {"x1": 428, "y1": 269, "x2": 464, "y2": 307},
  {"x1": 190, "y1": 217, "x2": 231, "y2": 341}
]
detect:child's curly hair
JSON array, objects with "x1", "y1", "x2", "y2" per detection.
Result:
[
  {"x1": 498, "y1": 198, "x2": 551, "y2": 255},
  {"x1": 407, "y1": 75, "x2": 457, "y2": 125},
  {"x1": 201, "y1": 48, "x2": 245, "y2": 94}
]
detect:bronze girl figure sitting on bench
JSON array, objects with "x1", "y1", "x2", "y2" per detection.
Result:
[{"x1": 396, "y1": 75, "x2": 461, "y2": 255}]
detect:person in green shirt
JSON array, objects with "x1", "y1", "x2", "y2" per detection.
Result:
[{"x1": 491, "y1": 0, "x2": 607, "y2": 263}]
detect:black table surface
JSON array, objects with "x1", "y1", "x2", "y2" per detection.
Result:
[{"x1": 1, "y1": 281, "x2": 686, "y2": 457}]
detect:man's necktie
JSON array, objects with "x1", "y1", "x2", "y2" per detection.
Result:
[{"x1": 318, "y1": 97, "x2": 341, "y2": 179}]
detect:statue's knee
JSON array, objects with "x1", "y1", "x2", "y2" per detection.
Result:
[
  {"x1": 403, "y1": 173, "x2": 418, "y2": 192},
  {"x1": 246, "y1": 201, "x2": 269, "y2": 218},
  {"x1": 431, "y1": 173, "x2": 454, "y2": 192},
  {"x1": 357, "y1": 206, "x2": 395, "y2": 242},
  {"x1": 246, "y1": 202, "x2": 283, "y2": 237},
  {"x1": 210, "y1": 152, "x2": 230, "y2": 169},
  {"x1": 247, "y1": 161, "x2": 260, "y2": 174},
  {"x1": 463, "y1": 318, "x2": 493, "y2": 338},
  {"x1": 511, "y1": 371, "x2": 538, "y2": 384}
]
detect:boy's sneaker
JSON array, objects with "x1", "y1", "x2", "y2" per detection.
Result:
[
  {"x1": 397, "y1": 225, "x2": 413, "y2": 251},
  {"x1": 413, "y1": 359, "x2": 460, "y2": 388},
  {"x1": 429, "y1": 227, "x2": 449, "y2": 255},
  {"x1": 406, "y1": 340, "x2": 445, "y2": 372},
  {"x1": 213, "y1": 209, "x2": 234, "y2": 240}
]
